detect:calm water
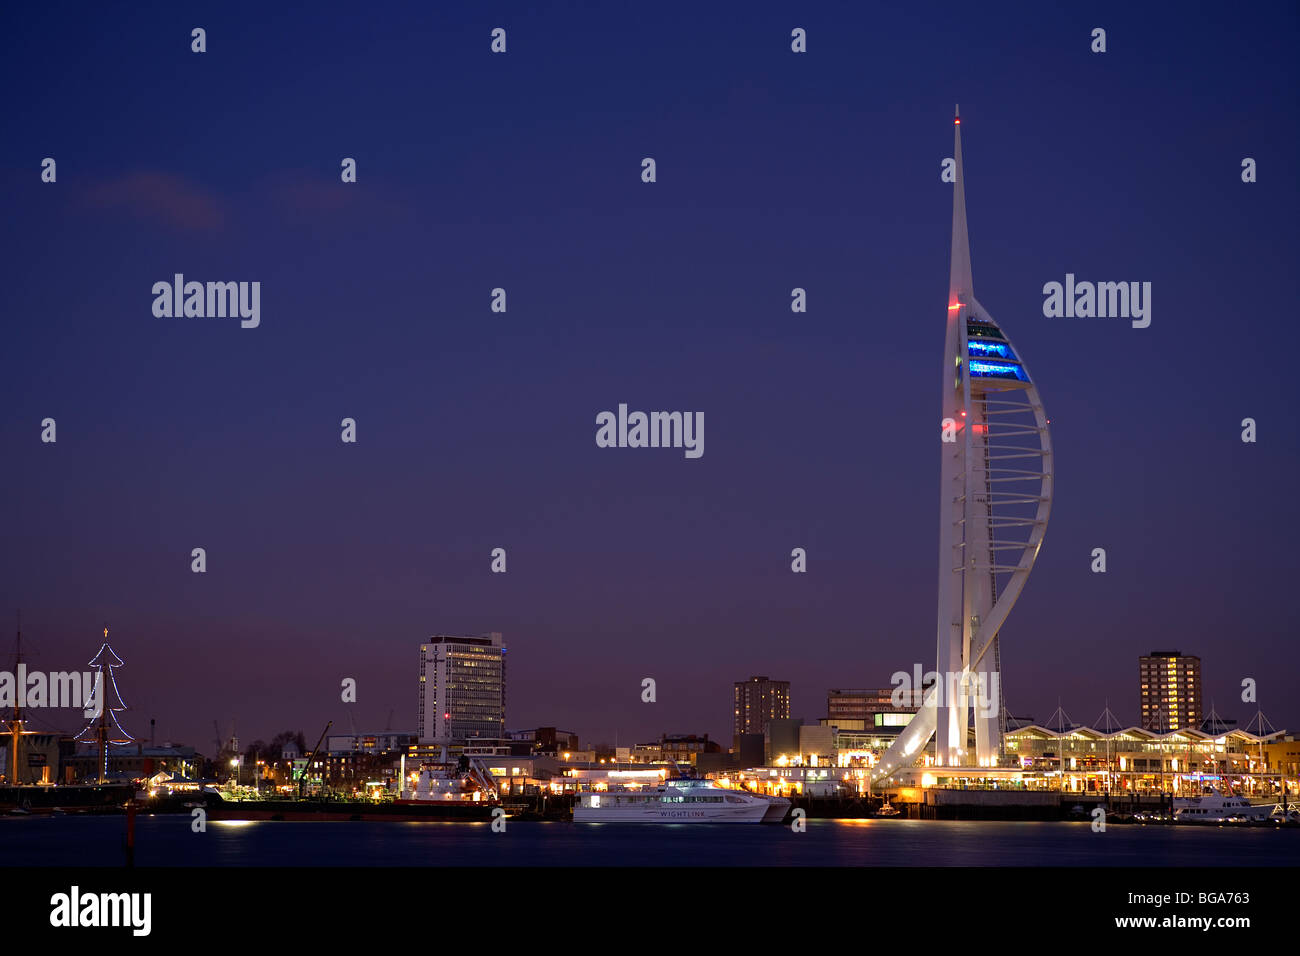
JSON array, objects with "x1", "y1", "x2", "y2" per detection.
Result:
[{"x1": 2, "y1": 814, "x2": 1297, "y2": 866}]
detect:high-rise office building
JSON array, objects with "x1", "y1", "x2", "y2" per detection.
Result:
[
  {"x1": 733, "y1": 676, "x2": 790, "y2": 739},
  {"x1": 418, "y1": 633, "x2": 506, "y2": 743},
  {"x1": 1139, "y1": 650, "x2": 1202, "y2": 731}
]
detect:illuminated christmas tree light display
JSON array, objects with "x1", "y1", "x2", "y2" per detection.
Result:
[{"x1": 74, "y1": 627, "x2": 135, "y2": 783}]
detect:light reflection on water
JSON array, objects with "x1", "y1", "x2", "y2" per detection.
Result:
[{"x1": 1, "y1": 815, "x2": 1296, "y2": 867}]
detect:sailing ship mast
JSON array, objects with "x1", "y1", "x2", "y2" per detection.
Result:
[{"x1": 5, "y1": 612, "x2": 25, "y2": 783}]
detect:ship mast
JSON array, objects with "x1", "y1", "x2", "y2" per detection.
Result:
[
  {"x1": 75, "y1": 625, "x2": 134, "y2": 783},
  {"x1": 92, "y1": 625, "x2": 112, "y2": 782},
  {"x1": 6, "y1": 612, "x2": 24, "y2": 783}
]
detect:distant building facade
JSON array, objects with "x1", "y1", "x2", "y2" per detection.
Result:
[
  {"x1": 0, "y1": 733, "x2": 77, "y2": 785},
  {"x1": 733, "y1": 676, "x2": 790, "y2": 740},
  {"x1": 827, "y1": 687, "x2": 916, "y2": 722},
  {"x1": 63, "y1": 742, "x2": 202, "y2": 785},
  {"x1": 798, "y1": 724, "x2": 836, "y2": 766},
  {"x1": 765, "y1": 718, "x2": 803, "y2": 764},
  {"x1": 734, "y1": 733, "x2": 766, "y2": 770},
  {"x1": 626, "y1": 733, "x2": 722, "y2": 765},
  {"x1": 418, "y1": 633, "x2": 506, "y2": 743},
  {"x1": 1263, "y1": 735, "x2": 1300, "y2": 777},
  {"x1": 507, "y1": 727, "x2": 580, "y2": 756},
  {"x1": 321, "y1": 750, "x2": 401, "y2": 792},
  {"x1": 326, "y1": 732, "x2": 415, "y2": 755},
  {"x1": 660, "y1": 733, "x2": 720, "y2": 764},
  {"x1": 1139, "y1": 650, "x2": 1202, "y2": 731}
]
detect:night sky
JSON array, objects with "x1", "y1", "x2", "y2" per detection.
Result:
[{"x1": 3, "y1": 3, "x2": 1297, "y2": 754}]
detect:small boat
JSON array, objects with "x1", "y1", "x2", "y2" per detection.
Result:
[{"x1": 874, "y1": 801, "x2": 901, "y2": 817}]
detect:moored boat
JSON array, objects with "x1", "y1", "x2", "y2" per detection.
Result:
[
  {"x1": 574, "y1": 773, "x2": 790, "y2": 824},
  {"x1": 1173, "y1": 787, "x2": 1279, "y2": 824}
]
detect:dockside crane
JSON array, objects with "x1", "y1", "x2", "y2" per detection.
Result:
[{"x1": 299, "y1": 721, "x2": 332, "y2": 799}]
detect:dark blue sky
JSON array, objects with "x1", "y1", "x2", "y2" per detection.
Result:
[{"x1": 3, "y1": 3, "x2": 1297, "y2": 751}]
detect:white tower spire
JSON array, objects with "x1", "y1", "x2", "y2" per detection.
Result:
[
  {"x1": 873, "y1": 109, "x2": 1053, "y2": 782},
  {"x1": 949, "y1": 105, "x2": 973, "y2": 301}
]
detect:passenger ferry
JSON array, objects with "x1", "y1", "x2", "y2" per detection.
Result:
[
  {"x1": 1173, "y1": 787, "x2": 1279, "y2": 824},
  {"x1": 574, "y1": 775, "x2": 790, "y2": 824}
]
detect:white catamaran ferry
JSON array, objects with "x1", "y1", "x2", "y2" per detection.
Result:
[{"x1": 574, "y1": 775, "x2": 790, "y2": 824}]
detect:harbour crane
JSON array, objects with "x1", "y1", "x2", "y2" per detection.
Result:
[{"x1": 299, "y1": 721, "x2": 332, "y2": 799}]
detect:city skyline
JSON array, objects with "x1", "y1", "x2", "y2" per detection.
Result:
[
  {"x1": 2, "y1": 5, "x2": 1297, "y2": 755},
  {"x1": 0, "y1": 620, "x2": 1282, "y2": 755}
]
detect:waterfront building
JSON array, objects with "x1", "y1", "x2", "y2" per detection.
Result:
[
  {"x1": 873, "y1": 107, "x2": 1053, "y2": 781},
  {"x1": 1262, "y1": 735, "x2": 1300, "y2": 777},
  {"x1": 733, "y1": 676, "x2": 790, "y2": 741},
  {"x1": 1139, "y1": 650, "x2": 1202, "y2": 731},
  {"x1": 326, "y1": 731, "x2": 415, "y2": 755},
  {"x1": 321, "y1": 749, "x2": 401, "y2": 794},
  {"x1": 621, "y1": 734, "x2": 722, "y2": 765},
  {"x1": 660, "y1": 733, "x2": 721, "y2": 764},
  {"x1": 998, "y1": 723, "x2": 1285, "y2": 795},
  {"x1": 765, "y1": 718, "x2": 803, "y2": 765},
  {"x1": 714, "y1": 719, "x2": 1296, "y2": 800},
  {"x1": 865, "y1": 721, "x2": 1293, "y2": 798},
  {"x1": 827, "y1": 687, "x2": 915, "y2": 722},
  {"x1": 507, "y1": 727, "x2": 580, "y2": 755},
  {"x1": 63, "y1": 741, "x2": 203, "y2": 785},
  {"x1": 718, "y1": 764, "x2": 856, "y2": 798},
  {"x1": 822, "y1": 715, "x2": 915, "y2": 765},
  {"x1": 0, "y1": 732, "x2": 74, "y2": 785},
  {"x1": 629, "y1": 742, "x2": 661, "y2": 763},
  {"x1": 417, "y1": 633, "x2": 506, "y2": 744},
  {"x1": 733, "y1": 733, "x2": 766, "y2": 769},
  {"x1": 798, "y1": 724, "x2": 836, "y2": 766}
]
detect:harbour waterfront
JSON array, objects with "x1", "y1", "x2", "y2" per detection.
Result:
[{"x1": 2, "y1": 815, "x2": 1296, "y2": 867}]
